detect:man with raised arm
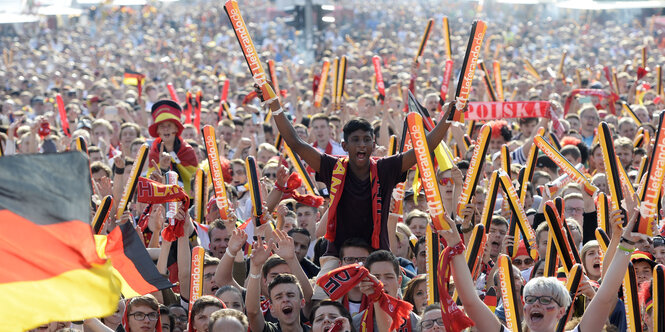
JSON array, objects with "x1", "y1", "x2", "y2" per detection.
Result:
[{"x1": 261, "y1": 85, "x2": 453, "y2": 257}]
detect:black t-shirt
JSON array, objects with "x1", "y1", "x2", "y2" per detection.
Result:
[{"x1": 316, "y1": 153, "x2": 407, "y2": 256}]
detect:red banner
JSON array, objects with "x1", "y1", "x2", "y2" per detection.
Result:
[{"x1": 464, "y1": 101, "x2": 550, "y2": 120}]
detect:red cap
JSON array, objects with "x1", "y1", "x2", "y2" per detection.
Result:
[{"x1": 513, "y1": 240, "x2": 529, "y2": 259}]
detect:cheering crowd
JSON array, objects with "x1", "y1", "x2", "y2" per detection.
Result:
[{"x1": 4, "y1": 0, "x2": 665, "y2": 331}]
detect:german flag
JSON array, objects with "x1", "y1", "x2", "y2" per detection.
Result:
[
  {"x1": 123, "y1": 69, "x2": 145, "y2": 86},
  {"x1": 96, "y1": 222, "x2": 175, "y2": 298},
  {"x1": 0, "y1": 152, "x2": 121, "y2": 331}
]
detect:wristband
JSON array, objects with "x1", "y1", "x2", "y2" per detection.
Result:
[
  {"x1": 225, "y1": 250, "x2": 236, "y2": 259},
  {"x1": 449, "y1": 241, "x2": 466, "y2": 256},
  {"x1": 617, "y1": 244, "x2": 636, "y2": 255},
  {"x1": 620, "y1": 236, "x2": 636, "y2": 245},
  {"x1": 249, "y1": 272, "x2": 261, "y2": 279},
  {"x1": 272, "y1": 107, "x2": 283, "y2": 116},
  {"x1": 389, "y1": 212, "x2": 401, "y2": 219},
  {"x1": 114, "y1": 167, "x2": 125, "y2": 175}
]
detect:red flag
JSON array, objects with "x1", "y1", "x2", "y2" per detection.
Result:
[{"x1": 56, "y1": 95, "x2": 70, "y2": 137}]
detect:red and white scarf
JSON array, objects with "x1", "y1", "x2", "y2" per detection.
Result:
[{"x1": 317, "y1": 264, "x2": 412, "y2": 332}]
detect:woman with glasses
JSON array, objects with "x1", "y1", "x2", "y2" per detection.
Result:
[
  {"x1": 437, "y1": 201, "x2": 642, "y2": 332},
  {"x1": 435, "y1": 166, "x2": 464, "y2": 221},
  {"x1": 512, "y1": 241, "x2": 535, "y2": 272}
]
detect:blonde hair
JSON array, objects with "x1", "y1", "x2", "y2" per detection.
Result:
[{"x1": 523, "y1": 277, "x2": 572, "y2": 308}]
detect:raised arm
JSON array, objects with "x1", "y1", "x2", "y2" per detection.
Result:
[
  {"x1": 266, "y1": 165, "x2": 289, "y2": 213},
  {"x1": 177, "y1": 210, "x2": 194, "y2": 301},
  {"x1": 438, "y1": 213, "x2": 503, "y2": 332},
  {"x1": 400, "y1": 103, "x2": 453, "y2": 173},
  {"x1": 246, "y1": 238, "x2": 273, "y2": 332},
  {"x1": 156, "y1": 234, "x2": 172, "y2": 275},
  {"x1": 213, "y1": 228, "x2": 247, "y2": 290},
  {"x1": 272, "y1": 229, "x2": 314, "y2": 303},
  {"x1": 579, "y1": 209, "x2": 639, "y2": 332},
  {"x1": 260, "y1": 85, "x2": 323, "y2": 172},
  {"x1": 601, "y1": 209, "x2": 624, "y2": 279}
]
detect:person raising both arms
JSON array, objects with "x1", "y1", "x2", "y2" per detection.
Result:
[
  {"x1": 438, "y1": 192, "x2": 643, "y2": 332},
  {"x1": 257, "y1": 83, "x2": 454, "y2": 259}
]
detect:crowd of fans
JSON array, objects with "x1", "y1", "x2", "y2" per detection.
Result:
[{"x1": 5, "y1": 0, "x2": 665, "y2": 331}]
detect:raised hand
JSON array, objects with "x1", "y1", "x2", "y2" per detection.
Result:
[
  {"x1": 359, "y1": 273, "x2": 381, "y2": 297},
  {"x1": 158, "y1": 143, "x2": 171, "y2": 170},
  {"x1": 621, "y1": 206, "x2": 642, "y2": 244},
  {"x1": 149, "y1": 160, "x2": 164, "y2": 183},
  {"x1": 275, "y1": 163, "x2": 289, "y2": 188},
  {"x1": 228, "y1": 228, "x2": 248, "y2": 256},
  {"x1": 500, "y1": 235, "x2": 515, "y2": 255},
  {"x1": 250, "y1": 236, "x2": 273, "y2": 269},
  {"x1": 271, "y1": 228, "x2": 296, "y2": 261},
  {"x1": 148, "y1": 205, "x2": 165, "y2": 233},
  {"x1": 113, "y1": 152, "x2": 124, "y2": 169},
  {"x1": 437, "y1": 212, "x2": 462, "y2": 245},
  {"x1": 460, "y1": 204, "x2": 476, "y2": 229},
  {"x1": 608, "y1": 209, "x2": 624, "y2": 239},
  {"x1": 451, "y1": 165, "x2": 464, "y2": 186},
  {"x1": 94, "y1": 176, "x2": 113, "y2": 198}
]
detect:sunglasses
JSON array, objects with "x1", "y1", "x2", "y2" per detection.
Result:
[
  {"x1": 513, "y1": 258, "x2": 534, "y2": 265},
  {"x1": 654, "y1": 236, "x2": 665, "y2": 247},
  {"x1": 438, "y1": 177, "x2": 452, "y2": 186},
  {"x1": 264, "y1": 173, "x2": 277, "y2": 179}
]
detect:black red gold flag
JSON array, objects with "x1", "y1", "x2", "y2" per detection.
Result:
[{"x1": 0, "y1": 152, "x2": 121, "y2": 330}]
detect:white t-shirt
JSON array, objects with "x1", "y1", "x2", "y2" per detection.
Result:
[{"x1": 315, "y1": 139, "x2": 346, "y2": 156}]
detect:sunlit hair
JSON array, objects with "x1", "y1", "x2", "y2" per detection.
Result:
[
  {"x1": 522, "y1": 277, "x2": 571, "y2": 308},
  {"x1": 404, "y1": 209, "x2": 430, "y2": 226},
  {"x1": 581, "y1": 240, "x2": 599, "y2": 263},
  {"x1": 208, "y1": 308, "x2": 249, "y2": 331}
]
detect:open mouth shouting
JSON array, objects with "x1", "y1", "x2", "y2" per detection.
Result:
[
  {"x1": 529, "y1": 310, "x2": 545, "y2": 323},
  {"x1": 281, "y1": 305, "x2": 294, "y2": 317}
]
